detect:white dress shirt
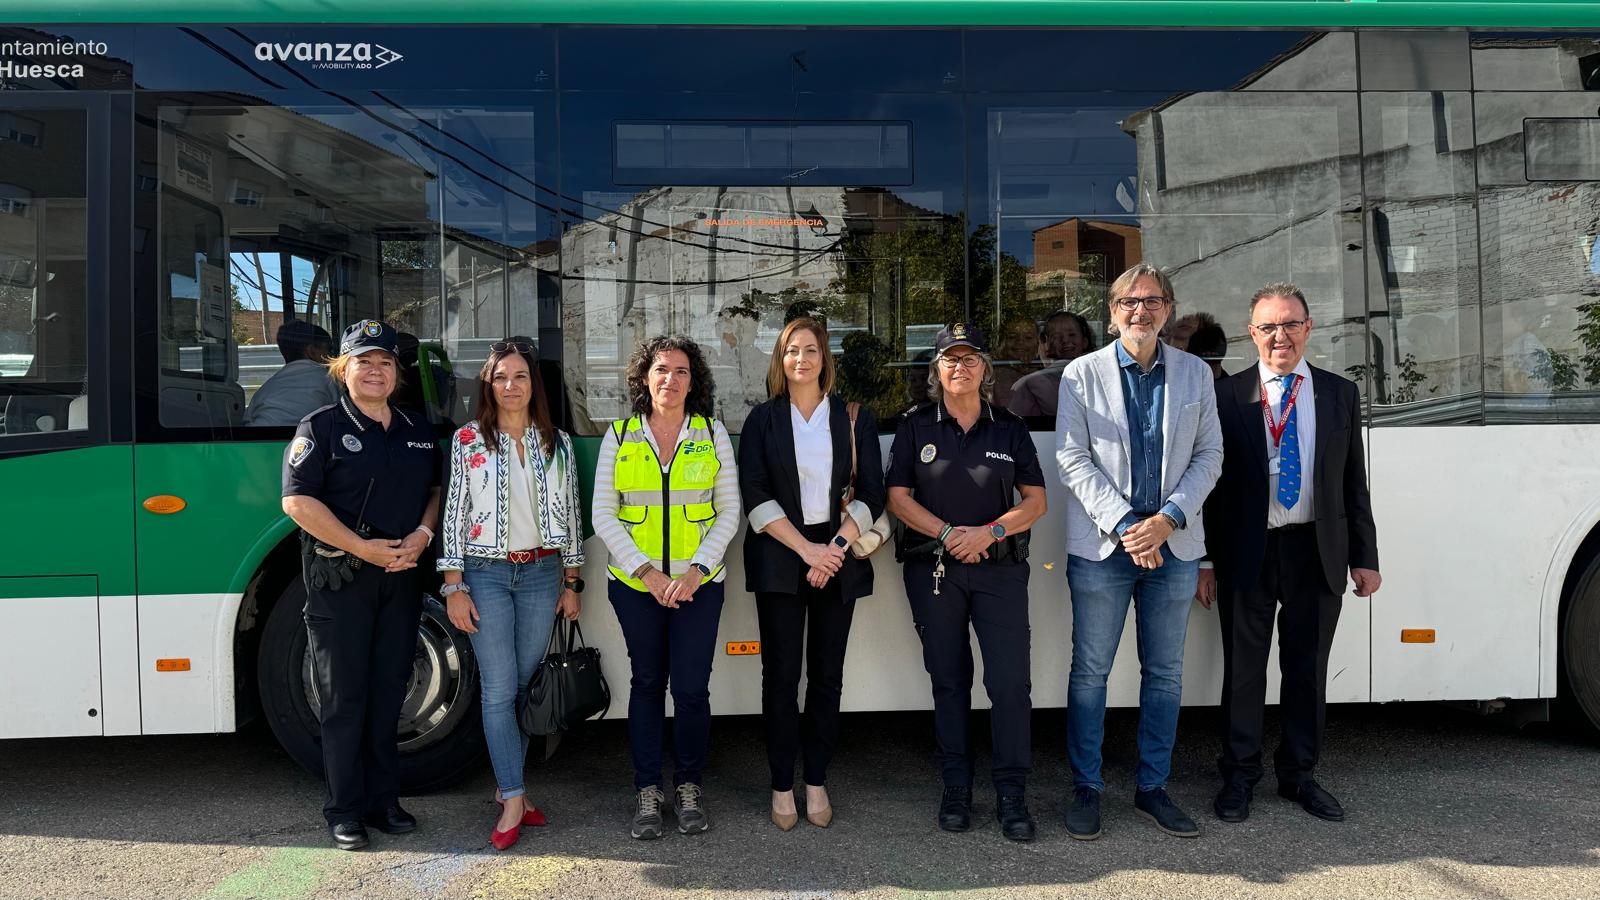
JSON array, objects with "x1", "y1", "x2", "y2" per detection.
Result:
[
  {"x1": 1259, "y1": 357, "x2": 1316, "y2": 527},
  {"x1": 791, "y1": 397, "x2": 834, "y2": 525}
]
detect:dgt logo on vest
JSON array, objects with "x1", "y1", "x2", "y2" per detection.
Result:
[
  {"x1": 681, "y1": 442, "x2": 714, "y2": 455},
  {"x1": 253, "y1": 41, "x2": 404, "y2": 71}
]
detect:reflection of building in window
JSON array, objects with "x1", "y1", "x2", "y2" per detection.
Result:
[
  {"x1": 1029, "y1": 218, "x2": 1141, "y2": 310},
  {"x1": 0, "y1": 183, "x2": 32, "y2": 217},
  {"x1": 0, "y1": 113, "x2": 43, "y2": 148},
  {"x1": 1119, "y1": 33, "x2": 1364, "y2": 396},
  {"x1": 560, "y1": 183, "x2": 958, "y2": 432}
]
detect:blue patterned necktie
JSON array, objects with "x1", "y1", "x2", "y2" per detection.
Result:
[{"x1": 1276, "y1": 374, "x2": 1302, "y2": 509}]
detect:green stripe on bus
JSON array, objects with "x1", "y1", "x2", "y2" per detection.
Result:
[
  {"x1": 0, "y1": 575, "x2": 98, "y2": 600},
  {"x1": 0, "y1": 445, "x2": 134, "y2": 596},
  {"x1": 14, "y1": 0, "x2": 1600, "y2": 28}
]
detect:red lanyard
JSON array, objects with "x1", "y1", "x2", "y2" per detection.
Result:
[{"x1": 1260, "y1": 374, "x2": 1303, "y2": 449}]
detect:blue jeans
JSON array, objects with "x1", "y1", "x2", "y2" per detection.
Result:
[
  {"x1": 463, "y1": 554, "x2": 561, "y2": 800},
  {"x1": 1066, "y1": 546, "x2": 1198, "y2": 793}
]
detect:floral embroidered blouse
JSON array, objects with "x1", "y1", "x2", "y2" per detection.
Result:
[{"x1": 438, "y1": 422, "x2": 585, "y2": 572}]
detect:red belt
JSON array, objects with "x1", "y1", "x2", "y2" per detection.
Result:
[{"x1": 507, "y1": 548, "x2": 558, "y2": 564}]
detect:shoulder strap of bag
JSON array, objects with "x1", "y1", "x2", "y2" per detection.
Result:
[{"x1": 846, "y1": 401, "x2": 860, "y2": 483}]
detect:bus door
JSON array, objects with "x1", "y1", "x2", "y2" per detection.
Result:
[{"x1": 0, "y1": 91, "x2": 130, "y2": 739}]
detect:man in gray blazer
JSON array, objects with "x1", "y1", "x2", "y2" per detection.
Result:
[{"x1": 1054, "y1": 263, "x2": 1223, "y2": 841}]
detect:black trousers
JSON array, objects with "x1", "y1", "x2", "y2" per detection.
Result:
[
  {"x1": 904, "y1": 557, "x2": 1032, "y2": 795},
  {"x1": 303, "y1": 551, "x2": 421, "y2": 825},
  {"x1": 756, "y1": 523, "x2": 858, "y2": 791},
  {"x1": 1217, "y1": 525, "x2": 1343, "y2": 787}
]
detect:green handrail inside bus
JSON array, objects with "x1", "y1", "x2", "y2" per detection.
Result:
[{"x1": 417, "y1": 342, "x2": 452, "y2": 412}]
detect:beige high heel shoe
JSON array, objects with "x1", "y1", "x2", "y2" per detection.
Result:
[
  {"x1": 772, "y1": 790, "x2": 799, "y2": 831},
  {"x1": 806, "y1": 805, "x2": 833, "y2": 828}
]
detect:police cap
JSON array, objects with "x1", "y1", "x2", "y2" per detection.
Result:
[
  {"x1": 933, "y1": 322, "x2": 987, "y2": 355},
  {"x1": 340, "y1": 319, "x2": 399, "y2": 357}
]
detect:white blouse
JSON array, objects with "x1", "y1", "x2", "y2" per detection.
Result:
[
  {"x1": 505, "y1": 443, "x2": 542, "y2": 550},
  {"x1": 791, "y1": 397, "x2": 834, "y2": 525}
]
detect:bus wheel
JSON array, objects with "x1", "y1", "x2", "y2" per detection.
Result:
[
  {"x1": 257, "y1": 577, "x2": 486, "y2": 792},
  {"x1": 1562, "y1": 555, "x2": 1600, "y2": 734}
]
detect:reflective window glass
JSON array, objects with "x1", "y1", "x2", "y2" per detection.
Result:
[
  {"x1": 145, "y1": 94, "x2": 552, "y2": 431},
  {"x1": 973, "y1": 59, "x2": 1365, "y2": 424},
  {"x1": 562, "y1": 91, "x2": 963, "y2": 434},
  {"x1": 1475, "y1": 84, "x2": 1600, "y2": 422},
  {"x1": 1361, "y1": 92, "x2": 1482, "y2": 425},
  {"x1": 0, "y1": 107, "x2": 89, "y2": 438}
]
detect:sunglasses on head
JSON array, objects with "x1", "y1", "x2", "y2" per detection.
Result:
[{"x1": 491, "y1": 340, "x2": 534, "y2": 354}]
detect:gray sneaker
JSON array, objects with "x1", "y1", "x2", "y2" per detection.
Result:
[
  {"x1": 674, "y1": 783, "x2": 711, "y2": 834},
  {"x1": 631, "y1": 786, "x2": 667, "y2": 840}
]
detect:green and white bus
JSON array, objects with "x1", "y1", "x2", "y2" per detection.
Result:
[{"x1": 4, "y1": 0, "x2": 1600, "y2": 789}]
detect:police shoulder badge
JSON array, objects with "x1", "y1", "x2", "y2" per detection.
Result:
[
  {"x1": 342, "y1": 433, "x2": 363, "y2": 453},
  {"x1": 288, "y1": 436, "x2": 315, "y2": 468},
  {"x1": 919, "y1": 443, "x2": 937, "y2": 463}
]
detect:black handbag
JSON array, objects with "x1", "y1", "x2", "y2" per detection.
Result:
[{"x1": 518, "y1": 618, "x2": 611, "y2": 737}]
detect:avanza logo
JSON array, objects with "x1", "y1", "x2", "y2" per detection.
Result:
[{"x1": 254, "y1": 42, "x2": 404, "y2": 70}]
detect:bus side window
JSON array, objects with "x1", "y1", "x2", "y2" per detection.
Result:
[{"x1": 0, "y1": 111, "x2": 91, "y2": 440}]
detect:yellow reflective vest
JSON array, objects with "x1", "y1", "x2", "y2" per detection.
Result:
[{"x1": 607, "y1": 414, "x2": 725, "y2": 591}]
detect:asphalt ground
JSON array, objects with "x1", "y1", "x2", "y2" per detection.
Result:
[{"x1": 1, "y1": 703, "x2": 1598, "y2": 900}]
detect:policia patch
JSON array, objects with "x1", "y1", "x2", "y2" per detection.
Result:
[{"x1": 288, "y1": 436, "x2": 316, "y2": 468}]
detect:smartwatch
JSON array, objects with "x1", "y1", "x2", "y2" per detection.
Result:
[
  {"x1": 989, "y1": 521, "x2": 1007, "y2": 541},
  {"x1": 563, "y1": 576, "x2": 585, "y2": 594},
  {"x1": 691, "y1": 562, "x2": 712, "y2": 578},
  {"x1": 440, "y1": 582, "x2": 470, "y2": 597},
  {"x1": 831, "y1": 534, "x2": 850, "y2": 550}
]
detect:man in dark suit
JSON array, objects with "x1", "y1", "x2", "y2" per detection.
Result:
[{"x1": 1197, "y1": 282, "x2": 1380, "y2": 824}]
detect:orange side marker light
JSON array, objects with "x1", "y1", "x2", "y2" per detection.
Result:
[
  {"x1": 143, "y1": 495, "x2": 187, "y2": 514},
  {"x1": 1400, "y1": 629, "x2": 1436, "y2": 644},
  {"x1": 726, "y1": 642, "x2": 761, "y2": 656},
  {"x1": 155, "y1": 658, "x2": 192, "y2": 672}
]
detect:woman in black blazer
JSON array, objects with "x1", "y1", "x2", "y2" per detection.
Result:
[{"x1": 737, "y1": 317, "x2": 886, "y2": 832}]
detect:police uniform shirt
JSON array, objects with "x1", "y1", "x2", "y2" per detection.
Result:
[
  {"x1": 282, "y1": 395, "x2": 441, "y2": 540},
  {"x1": 886, "y1": 399, "x2": 1045, "y2": 526}
]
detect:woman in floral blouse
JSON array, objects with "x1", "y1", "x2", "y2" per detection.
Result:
[{"x1": 439, "y1": 338, "x2": 584, "y2": 851}]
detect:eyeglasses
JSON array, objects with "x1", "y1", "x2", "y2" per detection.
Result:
[
  {"x1": 1250, "y1": 321, "x2": 1307, "y2": 336},
  {"x1": 937, "y1": 354, "x2": 985, "y2": 370},
  {"x1": 491, "y1": 340, "x2": 534, "y2": 354},
  {"x1": 1114, "y1": 296, "x2": 1169, "y2": 311}
]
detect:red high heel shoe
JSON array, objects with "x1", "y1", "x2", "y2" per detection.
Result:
[
  {"x1": 491, "y1": 823, "x2": 521, "y2": 851},
  {"x1": 494, "y1": 794, "x2": 548, "y2": 827}
]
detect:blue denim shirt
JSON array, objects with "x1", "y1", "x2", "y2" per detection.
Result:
[{"x1": 1113, "y1": 341, "x2": 1186, "y2": 535}]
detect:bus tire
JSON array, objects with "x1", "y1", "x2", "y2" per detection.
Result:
[
  {"x1": 257, "y1": 576, "x2": 487, "y2": 793},
  {"x1": 1561, "y1": 554, "x2": 1600, "y2": 735}
]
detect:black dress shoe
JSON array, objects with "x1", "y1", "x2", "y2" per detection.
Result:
[
  {"x1": 1213, "y1": 780, "x2": 1253, "y2": 823},
  {"x1": 1063, "y1": 786, "x2": 1102, "y2": 841},
  {"x1": 330, "y1": 821, "x2": 370, "y2": 851},
  {"x1": 363, "y1": 804, "x2": 418, "y2": 834},
  {"x1": 1278, "y1": 779, "x2": 1345, "y2": 821},
  {"x1": 996, "y1": 795, "x2": 1035, "y2": 842},
  {"x1": 938, "y1": 786, "x2": 972, "y2": 833}
]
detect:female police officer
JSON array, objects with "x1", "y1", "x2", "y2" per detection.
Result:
[
  {"x1": 282, "y1": 319, "x2": 441, "y2": 851},
  {"x1": 885, "y1": 323, "x2": 1047, "y2": 842}
]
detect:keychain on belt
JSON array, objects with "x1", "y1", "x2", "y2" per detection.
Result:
[{"x1": 932, "y1": 522, "x2": 953, "y2": 596}]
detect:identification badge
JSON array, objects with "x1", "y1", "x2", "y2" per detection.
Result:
[
  {"x1": 919, "y1": 443, "x2": 937, "y2": 463},
  {"x1": 342, "y1": 434, "x2": 363, "y2": 453},
  {"x1": 1268, "y1": 456, "x2": 1281, "y2": 476}
]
